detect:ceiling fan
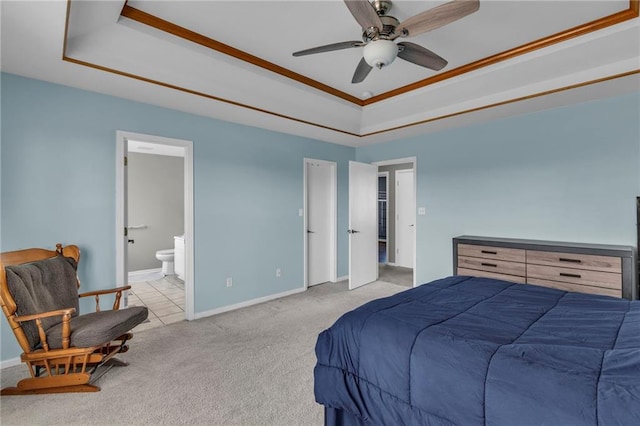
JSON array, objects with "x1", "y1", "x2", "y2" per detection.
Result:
[{"x1": 292, "y1": 0, "x2": 480, "y2": 84}]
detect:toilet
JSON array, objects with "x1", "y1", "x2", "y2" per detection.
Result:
[{"x1": 155, "y1": 249, "x2": 175, "y2": 276}]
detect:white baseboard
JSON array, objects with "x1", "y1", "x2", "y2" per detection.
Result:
[
  {"x1": 194, "y1": 286, "x2": 306, "y2": 320},
  {"x1": 128, "y1": 268, "x2": 162, "y2": 278},
  {"x1": 128, "y1": 269, "x2": 163, "y2": 283},
  {"x1": 334, "y1": 275, "x2": 348, "y2": 283},
  {"x1": 1, "y1": 357, "x2": 22, "y2": 369}
]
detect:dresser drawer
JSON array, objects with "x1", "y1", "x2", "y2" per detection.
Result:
[
  {"x1": 527, "y1": 278, "x2": 621, "y2": 298},
  {"x1": 526, "y1": 250, "x2": 621, "y2": 273},
  {"x1": 458, "y1": 244, "x2": 525, "y2": 263},
  {"x1": 458, "y1": 267, "x2": 526, "y2": 284},
  {"x1": 458, "y1": 255, "x2": 526, "y2": 277},
  {"x1": 526, "y1": 264, "x2": 621, "y2": 290}
]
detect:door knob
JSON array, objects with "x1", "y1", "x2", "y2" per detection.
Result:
[
  {"x1": 347, "y1": 229, "x2": 360, "y2": 234},
  {"x1": 307, "y1": 229, "x2": 315, "y2": 233},
  {"x1": 128, "y1": 239, "x2": 135, "y2": 244}
]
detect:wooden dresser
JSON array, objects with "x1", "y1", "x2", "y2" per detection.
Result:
[{"x1": 453, "y1": 236, "x2": 637, "y2": 300}]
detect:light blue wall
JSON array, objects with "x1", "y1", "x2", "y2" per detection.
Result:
[
  {"x1": 357, "y1": 93, "x2": 640, "y2": 285},
  {"x1": 2, "y1": 73, "x2": 639, "y2": 364},
  {"x1": 0, "y1": 73, "x2": 354, "y2": 361}
]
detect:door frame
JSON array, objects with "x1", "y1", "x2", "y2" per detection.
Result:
[
  {"x1": 303, "y1": 158, "x2": 337, "y2": 290},
  {"x1": 116, "y1": 131, "x2": 195, "y2": 320},
  {"x1": 372, "y1": 157, "x2": 417, "y2": 287}
]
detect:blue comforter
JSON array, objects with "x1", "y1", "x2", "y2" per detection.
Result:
[{"x1": 314, "y1": 276, "x2": 640, "y2": 425}]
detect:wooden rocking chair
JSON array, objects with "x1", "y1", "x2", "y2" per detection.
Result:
[{"x1": 0, "y1": 244, "x2": 148, "y2": 395}]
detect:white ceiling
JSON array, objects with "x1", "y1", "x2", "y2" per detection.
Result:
[{"x1": 1, "y1": 1, "x2": 639, "y2": 147}]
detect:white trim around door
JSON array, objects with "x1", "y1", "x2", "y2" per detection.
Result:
[{"x1": 116, "y1": 131, "x2": 195, "y2": 320}]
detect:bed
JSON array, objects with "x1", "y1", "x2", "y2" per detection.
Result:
[{"x1": 314, "y1": 276, "x2": 640, "y2": 425}]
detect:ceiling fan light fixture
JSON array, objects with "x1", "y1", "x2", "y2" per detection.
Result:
[
  {"x1": 292, "y1": 0, "x2": 480, "y2": 83},
  {"x1": 363, "y1": 40, "x2": 397, "y2": 69}
]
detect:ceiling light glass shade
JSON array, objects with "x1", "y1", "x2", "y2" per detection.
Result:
[{"x1": 363, "y1": 40, "x2": 398, "y2": 69}]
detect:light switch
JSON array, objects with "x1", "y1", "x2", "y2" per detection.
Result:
[
  {"x1": 298, "y1": 208, "x2": 303, "y2": 217},
  {"x1": 418, "y1": 207, "x2": 426, "y2": 215}
]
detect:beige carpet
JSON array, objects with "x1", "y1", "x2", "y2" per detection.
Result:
[
  {"x1": 378, "y1": 264, "x2": 413, "y2": 287},
  {"x1": 0, "y1": 280, "x2": 406, "y2": 426}
]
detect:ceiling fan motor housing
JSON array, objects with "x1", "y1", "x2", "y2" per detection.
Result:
[{"x1": 361, "y1": 4, "x2": 400, "y2": 70}]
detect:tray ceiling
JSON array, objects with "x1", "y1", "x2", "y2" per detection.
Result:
[{"x1": 2, "y1": 1, "x2": 639, "y2": 146}]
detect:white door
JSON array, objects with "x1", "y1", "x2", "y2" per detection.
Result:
[
  {"x1": 395, "y1": 169, "x2": 415, "y2": 268},
  {"x1": 307, "y1": 160, "x2": 332, "y2": 286},
  {"x1": 349, "y1": 161, "x2": 378, "y2": 290}
]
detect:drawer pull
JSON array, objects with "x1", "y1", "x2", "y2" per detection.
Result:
[
  {"x1": 559, "y1": 272, "x2": 582, "y2": 279},
  {"x1": 481, "y1": 262, "x2": 497, "y2": 268},
  {"x1": 559, "y1": 257, "x2": 581, "y2": 264},
  {"x1": 481, "y1": 250, "x2": 497, "y2": 255}
]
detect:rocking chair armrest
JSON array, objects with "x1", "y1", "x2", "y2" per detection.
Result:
[
  {"x1": 78, "y1": 285, "x2": 131, "y2": 298},
  {"x1": 78, "y1": 286, "x2": 131, "y2": 311},
  {"x1": 14, "y1": 308, "x2": 76, "y2": 323},
  {"x1": 14, "y1": 308, "x2": 75, "y2": 351}
]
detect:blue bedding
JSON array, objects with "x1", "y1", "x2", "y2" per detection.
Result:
[{"x1": 314, "y1": 276, "x2": 640, "y2": 425}]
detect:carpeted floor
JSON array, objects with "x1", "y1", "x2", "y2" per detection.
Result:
[
  {"x1": 379, "y1": 264, "x2": 413, "y2": 287},
  {"x1": 0, "y1": 280, "x2": 406, "y2": 426}
]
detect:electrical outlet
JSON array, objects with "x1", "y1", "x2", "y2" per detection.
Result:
[
  {"x1": 226, "y1": 277, "x2": 233, "y2": 287},
  {"x1": 276, "y1": 268, "x2": 281, "y2": 277}
]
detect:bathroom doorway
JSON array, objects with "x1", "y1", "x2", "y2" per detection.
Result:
[
  {"x1": 127, "y1": 143, "x2": 184, "y2": 330},
  {"x1": 115, "y1": 131, "x2": 194, "y2": 329}
]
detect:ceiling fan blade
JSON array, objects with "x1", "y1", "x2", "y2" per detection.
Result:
[
  {"x1": 352, "y1": 57, "x2": 373, "y2": 84},
  {"x1": 293, "y1": 41, "x2": 363, "y2": 57},
  {"x1": 396, "y1": 0, "x2": 479, "y2": 38},
  {"x1": 344, "y1": 0, "x2": 383, "y2": 30},
  {"x1": 397, "y1": 42, "x2": 448, "y2": 71}
]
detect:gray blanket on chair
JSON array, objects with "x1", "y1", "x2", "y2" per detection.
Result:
[{"x1": 6, "y1": 256, "x2": 80, "y2": 350}]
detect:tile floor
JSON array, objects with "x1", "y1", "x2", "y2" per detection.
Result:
[{"x1": 127, "y1": 274, "x2": 185, "y2": 332}]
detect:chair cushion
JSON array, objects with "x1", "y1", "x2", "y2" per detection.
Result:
[
  {"x1": 45, "y1": 306, "x2": 148, "y2": 349},
  {"x1": 5, "y1": 256, "x2": 80, "y2": 350}
]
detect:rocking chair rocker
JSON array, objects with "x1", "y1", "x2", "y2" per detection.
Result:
[{"x1": 0, "y1": 244, "x2": 148, "y2": 395}]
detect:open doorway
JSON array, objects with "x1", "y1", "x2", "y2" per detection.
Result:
[
  {"x1": 346, "y1": 158, "x2": 416, "y2": 290},
  {"x1": 374, "y1": 159, "x2": 416, "y2": 288},
  {"x1": 378, "y1": 172, "x2": 389, "y2": 264},
  {"x1": 126, "y1": 142, "x2": 185, "y2": 330},
  {"x1": 115, "y1": 131, "x2": 194, "y2": 331}
]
